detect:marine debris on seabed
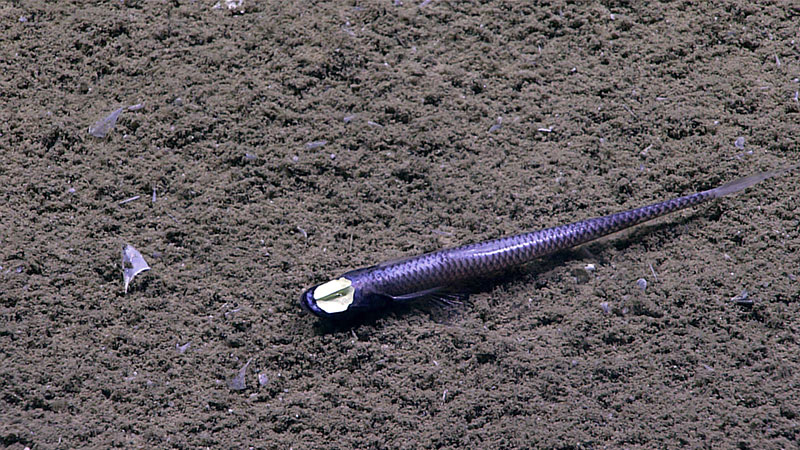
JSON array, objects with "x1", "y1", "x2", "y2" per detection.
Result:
[
  {"x1": 648, "y1": 263, "x2": 659, "y2": 282},
  {"x1": 305, "y1": 140, "x2": 328, "y2": 149},
  {"x1": 89, "y1": 103, "x2": 144, "y2": 138},
  {"x1": 213, "y1": 0, "x2": 244, "y2": 11},
  {"x1": 118, "y1": 195, "x2": 140, "y2": 205},
  {"x1": 228, "y1": 358, "x2": 252, "y2": 391},
  {"x1": 730, "y1": 289, "x2": 752, "y2": 305},
  {"x1": 89, "y1": 107, "x2": 125, "y2": 138},
  {"x1": 122, "y1": 244, "x2": 151, "y2": 293},
  {"x1": 176, "y1": 342, "x2": 191, "y2": 354},
  {"x1": 488, "y1": 117, "x2": 503, "y2": 133}
]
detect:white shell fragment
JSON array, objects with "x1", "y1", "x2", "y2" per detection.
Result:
[
  {"x1": 122, "y1": 244, "x2": 151, "y2": 293},
  {"x1": 89, "y1": 107, "x2": 125, "y2": 138}
]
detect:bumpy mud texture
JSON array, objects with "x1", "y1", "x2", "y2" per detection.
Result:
[{"x1": 1, "y1": 1, "x2": 799, "y2": 448}]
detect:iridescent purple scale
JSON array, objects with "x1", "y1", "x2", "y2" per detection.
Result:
[{"x1": 362, "y1": 190, "x2": 713, "y2": 297}]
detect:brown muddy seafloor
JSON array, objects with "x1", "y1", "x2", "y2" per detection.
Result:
[{"x1": 1, "y1": 1, "x2": 799, "y2": 449}]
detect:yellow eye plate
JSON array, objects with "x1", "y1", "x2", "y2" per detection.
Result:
[{"x1": 313, "y1": 278, "x2": 355, "y2": 314}]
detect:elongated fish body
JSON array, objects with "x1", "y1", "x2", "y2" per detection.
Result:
[{"x1": 300, "y1": 168, "x2": 792, "y2": 320}]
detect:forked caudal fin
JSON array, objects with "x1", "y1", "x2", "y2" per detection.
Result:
[{"x1": 711, "y1": 164, "x2": 799, "y2": 198}]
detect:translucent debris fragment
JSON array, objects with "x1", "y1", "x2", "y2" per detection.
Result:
[
  {"x1": 636, "y1": 278, "x2": 647, "y2": 292},
  {"x1": 176, "y1": 342, "x2": 191, "y2": 354},
  {"x1": 258, "y1": 372, "x2": 269, "y2": 387},
  {"x1": 734, "y1": 137, "x2": 745, "y2": 149},
  {"x1": 305, "y1": 140, "x2": 328, "y2": 149},
  {"x1": 89, "y1": 107, "x2": 125, "y2": 138},
  {"x1": 573, "y1": 267, "x2": 590, "y2": 284},
  {"x1": 118, "y1": 195, "x2": 140, "y2": 205},
  {"x1": 128, "y1": 103, "x2": 145, "y2": 111},
  {"x1": 488, "y1": 117, "x2": 503, "y2": 133},
  {"x1": 730, "y1": 289, "x2": 752, "y2": 305},
  {"x1": 122, "y1": 244, "x2": 151, "y2": 293},
  {"x1": 213, "y1": 0, "x2": 244, "y2": 10},
  {"x1": 228, "y1": 358, "x2": 252, "y2": 391}
]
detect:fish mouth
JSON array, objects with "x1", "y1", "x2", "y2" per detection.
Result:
[{"x1": 300, "y1": 287, "x2": 323, "y2": 316}]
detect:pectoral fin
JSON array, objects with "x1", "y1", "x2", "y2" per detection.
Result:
[
  {"x1": 388, "y1": 288, "x2": 470, "y2": 306},
  {"x1": 388, "y1": 287, "x2": 446, "y2": 302}
]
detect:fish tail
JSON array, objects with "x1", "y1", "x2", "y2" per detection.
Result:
[{"x1": 711, "y1": 164, "x2": 798, "y2": 198}]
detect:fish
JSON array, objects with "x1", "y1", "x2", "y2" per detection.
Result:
[{"x1": 301, "y1": 166, "x2": 795, "y2": 321}]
